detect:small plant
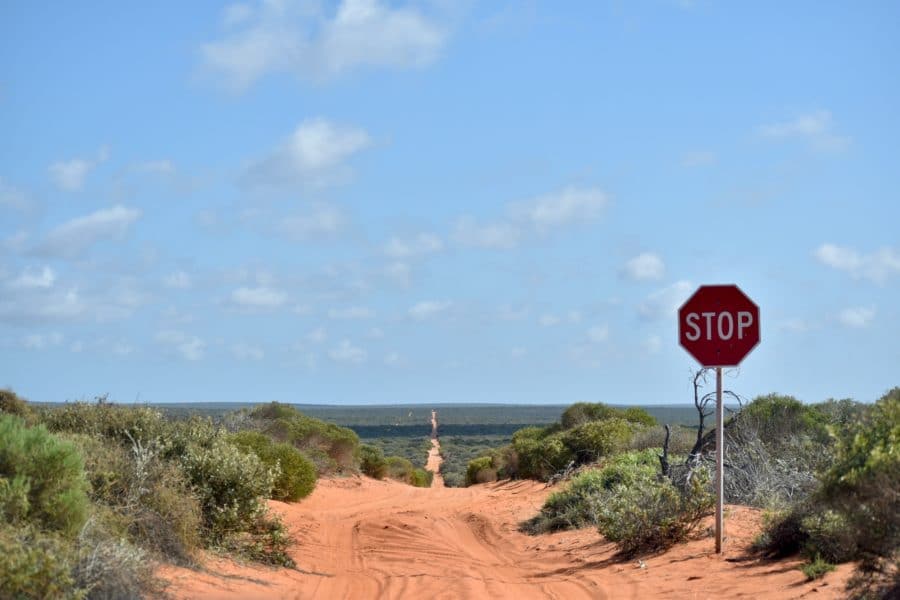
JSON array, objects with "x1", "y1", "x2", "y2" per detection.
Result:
[
  {"x1": 358, "y1": 444, "x2": 388, "y2": 479},
  {"x1": 0, "y1": 415, "x2": 89, "y2": 537},
  {"x1": 465, "y1": 456, "x2": 496, "y2": 486},
  {"x1": 229, "y1": 431, "x2": 317, "y2": 501},
  {"x1": 801, "y1": 555, "x2": 836, "y2": 581}
]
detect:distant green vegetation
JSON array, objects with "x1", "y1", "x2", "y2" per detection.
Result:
[
  {"x1": 439, "y1": 434, "x2": 512, "y2": 488},
  {"x1": 0, "y1": 394, "x2": 448, "y2": 598}
]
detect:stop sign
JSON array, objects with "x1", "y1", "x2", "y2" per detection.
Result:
[{"x1": 678, "y1": 285, "x2": 760, "y2": 367}]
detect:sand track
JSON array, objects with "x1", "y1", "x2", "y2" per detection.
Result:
[{"x1": 160, "y1": 411, "x2": 851, "y2": 599}]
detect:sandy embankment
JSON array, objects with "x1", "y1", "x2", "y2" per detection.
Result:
[{"x1": 160, "y1": 413, "x2": 853, "y2": 599}]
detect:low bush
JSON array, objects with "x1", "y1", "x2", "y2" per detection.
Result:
[
  {"x1": 72, "y1": 516, "x2": 157, "y2": 599},
  {"x1": 385, "y1": 456, "x2": 415, "y2": 483},
  {"x1": 358, "y1": 444, "x2": 388, "y2": 479},
  {"x1": 595, "y1": 466, "x2": 713, "y2": 556},
  {"x1": 0, "y1": 415, "x2": 89, "y2": 537},
  {"x1": 229, "y1": 431, "x2": 317, "y2": 501},
  {"x1": 411, "y1": 468, "x2": 433, "y2": 488},
  {"x1": 466, "y1": 456, "x2": 497, "y2": 486},
  {"x1": 801, "y1": 556, "x2": 836, "y2": 581},
  {"x1": 244, "y1": 402, "x2": 361, "y2": 474},
  {"x1": 43, "y1": 399, "x2": 167, "y2": 448},
  {"x1": 755, "y1": 387, "x2": 899, "y2": 568},
  {"x1": 179, "y1": 437, "x2": 276, "y2": 544},
  {"x1": 0, "y1": 388, "x2": 36, "y2": 423},
  {"x1": 520, "y1": 450, "x2": 659, "y2": 534},
  {"x1": 0, "y1": 523, "x2": 82, "y2": 600}
]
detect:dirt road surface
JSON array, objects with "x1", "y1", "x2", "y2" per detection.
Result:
[
  {"x1": 161, "y1": 408, "x2": 853, "y2": 599},
  {"x1": 161, "y1": 474, "x2": 852, "y2": 599}
]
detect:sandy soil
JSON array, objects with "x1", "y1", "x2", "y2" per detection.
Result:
[{"x1": 160, "y1": 411, "x2": 853, "y2": 599}]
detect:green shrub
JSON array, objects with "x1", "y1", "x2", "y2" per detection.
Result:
[
  {"x1": 411, "y1": 468, "x2": 434, "y2": 488},
  {"x1": 385, "y1": 455, "x2": 415, "y2": 483},
  {"x1": 560, "y1": 403, "x2": 656, "y2": 430},
  {"x1": 595, "y1": 465, "x2": 713, "y2": 556},
  {"x1": 245, "y1": 402, "x2": 361, "y2": 474},
  {"x1": 229, "y1": 431, "x2": 316, "y2": 501},
  {"x1": 358, "y1": 444, "x2": 388, "y2": 479},
  {"x1": 562, "y1": 418, "x2": 633, "y2": 463},
  {"x1": 512, "y1": 430, "x2": 574, "y2": 481},
  {"x1": 817, "y1": 387, "x2": 899, "y2": 558},
  {"x1": 62, "y1": 432, "x2": 202, "y2": 565},
  {"x1": 0, "y1": 388, "x2": 35, "y2": 423},
  {"x1": 520, "y1": 450, "x2": 659, "y2": 534},
  {"x1": 560, "y1": 403, "x2": 622, "y2": 429},
  {"x1": 0, "y1": 415, "x2": 89, "y2": 537},
  {"x1": 0, "y1": 523, "x2": 83, "y2": 600},
  {"x1": 801, "y1": 556, "x2": 836, "y2": 581},
  {"x1": 466, "y1": 456, "x2": 497, "y2": 486},
  {"x1": 755, "y1": 388, "x2": 900, "y2": 566},
  {"x1": 180, "y1": 438, "x2": 275, "y2": 543},
  {"x1": 43, "y1": 400, "x2": 166, "y2": 448}
]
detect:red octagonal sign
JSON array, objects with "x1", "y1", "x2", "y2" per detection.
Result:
[{"x1": 678, "y1": 285, "x2": 760, "y2": 367}]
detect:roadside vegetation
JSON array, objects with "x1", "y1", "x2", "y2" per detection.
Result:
[
  {"x1": 466, "y1": 379, "x2": 898, "y2": 599},
  {"x1": 0, "y1": 393, "x2": 437, "y2": 598}
]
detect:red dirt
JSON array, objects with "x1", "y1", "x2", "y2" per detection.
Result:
[{"x1": 159, "y1": 476, "x2": 854, "y2": 599}]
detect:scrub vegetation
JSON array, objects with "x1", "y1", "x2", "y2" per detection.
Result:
[{"x1": 0, "y1": 393, "x2": 439, "y2": 598}]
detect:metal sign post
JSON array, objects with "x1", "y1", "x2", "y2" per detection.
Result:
[
  {"x1": 715, "y1": 366, "x2": 724, "y2": 553},
  {"x1": 678, "y1": 284, "x2": 760, "y2": 555}
]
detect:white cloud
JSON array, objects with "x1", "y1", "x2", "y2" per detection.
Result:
[
  {"x1": 329, "y1": 339, "x2": 367, "y2": 363},
  {"x1": 306, "y1": 327, "x2": 327, "y2": 343},
  {"x1": 681, "y1": 150, "x2": 716, "y2": 167},
  {"x1": 202, "y1": 0, "x2": 447, "y2": 90},
  {"x1": 621, "y1": 252, "x2": 665, "y2": 282},
  {"x1": 383, "y1": 233, "x2": 442, "y2": 258},
  {"x1": 246, "y1": 119, "x2": 370, "y2": 186},
  {"x1": 232, "y1": 342, "x2": 265, "y2": 361},
  {"x1": 22, "y1": 332, "x2": 64, "y2": 350},
  {"x1": 454, "y1": 186, "x2": 609, "y2": 250},
  {"x1": 163, "y1": 270, "x2": 192, "y2": 289},
  {"x1": 838, "y1": 306, "x2": 875, "y2": 328},
  {"x1": 231, "y1": 286, "x2": 287, "y2": 309},
  {"x1": 453, "y1": 218, "x2": 521, "y2": 249},
  {"x1": 539, "y1": 314, "x2": 561, "y2": 327},
  {"x1": 513, "y1": 186, "x2": 608, "y2": 231},
  {"x1": 155, "y1": 330, "x2": 205, "y2": 361},
  {"x1": 815, "y1": 243, "x2": 900, "y2": 284},
  {"x1": 638, "y1": 280, "x2": 693, "y2": 321},
  {"x1": 9, "y1": 266, "x2": 56, "y2": 290},
  {"x1": 0, "y1": 288, "x2": 85, "y2": 323},
  {"x1": 759, "y1": 110, "x2": 849, "y2": 151},
  {"x1": 35, "y1": 205, "x2": 141, "y2": 258},
  {"x1": 587, "y1": 325, "x2": 609, "y2": 343},
  {"x1": 278, "y1": 204, "x2": 345, "y2": 239},
  {"x1": 48, "y1": 147, "x2": 109, "y2": 191},
  {"x1": 328, "y1": 306, "x2": 374, "y2": 319},
  {"x1": 409, "y1": 300, "x2": 452, "y2": 320}
]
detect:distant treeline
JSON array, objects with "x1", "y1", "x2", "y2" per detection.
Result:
[{"x1": 35, "y1": 402, "x2": 718, "y2": 429}]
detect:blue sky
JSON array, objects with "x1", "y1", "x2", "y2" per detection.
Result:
[{"x1": 1, "y1": 1, "x2": 898, "y2": 406}]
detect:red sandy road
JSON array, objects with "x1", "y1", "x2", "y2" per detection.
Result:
[{"x1": 160, "y1": 476, "x2": 852, "y2": 600}]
